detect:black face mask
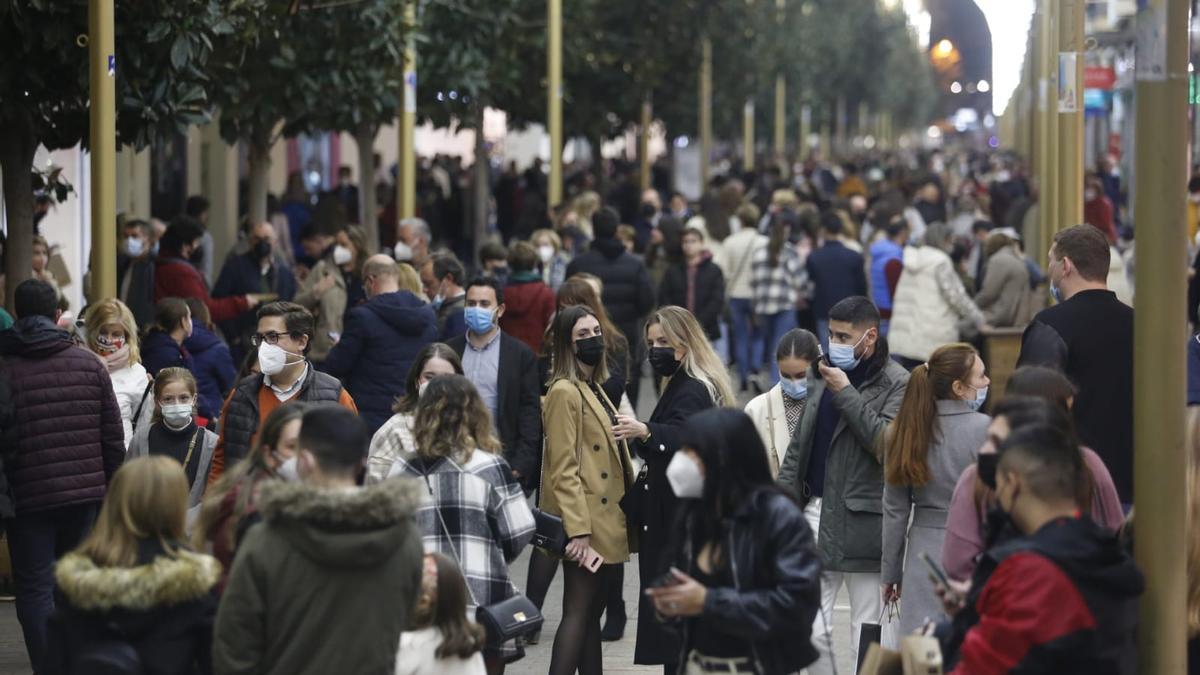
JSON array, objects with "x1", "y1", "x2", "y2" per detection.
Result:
[
  {"x1": 640, "y1": 202, "x2": 659, "y2": 219},
  {"x1": 648, "y1": 346, "x2": 681, "y2": 377},
  {"x1": 253, "y1": 239, "x2": 272, "y2": 261},
  {"x1": 575, "y1": 335, "x2": 605, "y2": 367},
  {"x1": 977, "y1": 453, "x2": 998, "y2": 490},
  {"x1": 189, "y1": 246, "x2": 205, "y2": 266}
]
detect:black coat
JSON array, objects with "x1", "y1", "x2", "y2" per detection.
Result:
[
  {"x1": 630, "y1": 373, "x2": 717, "y2": 665},
  {"x1": 46, "y1": 539, "x2": 219, "y2": 675},
  {"x1": 565, "y1": 237, "x2": 656, "y2": 361},
  {"x1": 1017, "y1": 289, "x2": 1133, "y2": 502},
  {"x1": 666, "y1": 489, "x2": 822, "y2": 675},
  {"x1": 448, "y1": 333, "x2": 542, "y2": 490},
  {"x1": 657, "y1": 257, "x2": 726, "y2": 340}
]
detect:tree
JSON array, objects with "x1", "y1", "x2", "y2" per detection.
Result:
[{"x1": 0, "y1": 0, "x2": 227, "y2": 308}]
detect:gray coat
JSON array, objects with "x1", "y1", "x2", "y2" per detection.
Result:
[
  {"x1": 127, "y1": 422, "x2": 217, "y2": 509},
  {"x1": 778, "y1": 354, "x2": 909, "y2": 573},
  {"x1": 974, "y1": 246, "x2": 1033, "y2": 327},
  {"x1": 881, "y1": 400, "x2": 989, "y2": 635}
]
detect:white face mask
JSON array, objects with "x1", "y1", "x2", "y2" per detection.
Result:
[
  {"x1": 125, "y1": 236, "x2": 145, "y2": 257},
  {"x1": 418, "y1": 380, "x2": 429, "y2": 397},
  {"x1": 275, "y1": 455, "x2": 301, "y2": 483},
  {"x1": 537, "y1": 245, "x2": 555, "y2": 264},
  {"x1": 666, "y1": 452, "x2": 704, "y2": 499},
  {"x1": 332, "y1": 244, "x2": 353, "y2": 266},
  {"x1": 258, "y1": 342, "x2": 302, "y2": 376},
  {"x1": 160, "y1": 403, "x2": 192, "y2": 428},
  {"x1": 394, "y1": 241, "x2": 414, "y2": 262}
]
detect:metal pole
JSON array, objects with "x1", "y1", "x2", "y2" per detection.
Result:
[
  {"x1": 547, "y1": 0, "x2": 563, "y2": 205},
  {"x1": 639, "y1": 99, "x2": 652, "y2": 191},
  {"x1": 89, "y1": 0, "x2": 116, "y2": 302},
  {"x1": 743, "y1": 99, "x2": 755, "y2": 171},
  {"x1": 774, "y1": 75, "x2": 786, "y2": 162},
  {"x1": 1035, "y1": 0, "x2": 1059, "y2": 269},
  {"x1": 1133, "y1": 0, "x2": 1189, "y2": 671},
  {"x1": 1056, "y1": 0, "x2": 1084, "y2": 230},
  {"x1": 800, "y1": 104, "x2": 812, "y2": 158},
  {"x1": 397, "y1": 0, "x2": 417, "y2": 220},
  {"x1": 700, "y1": 36, "x2": 712, "y2": 187}
]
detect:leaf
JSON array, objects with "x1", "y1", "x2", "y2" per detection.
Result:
[{"x1": 170, "y1": 34, "x2": 190, "y2": 70}]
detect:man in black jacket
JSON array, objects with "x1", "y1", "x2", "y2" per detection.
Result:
[
  {"x1": 566, "y1": 206, "x2": 656, "y2": 404},
  {"x1": 1017, "y1": 224, "x2": 1133, "y2": 504},
  {"x1": 447, "y1": 277, "x2": 541, "y2": 491},
  {"x1": 657, "y1": 226, "x2": 725, "y2": 341}
]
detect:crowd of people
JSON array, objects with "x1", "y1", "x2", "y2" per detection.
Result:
[{"x1": 0, "y1": 145, "x2": 1185, "y2": 675}]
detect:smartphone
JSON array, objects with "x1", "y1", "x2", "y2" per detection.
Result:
[
  {"x1": 648, "y1": 570, "x2": 683, "y2": 589},
  {"x1": 583, "y1": 549, "x2": 604, "y2": 573},
  {"x1": 920, "y1": 552, "x2": 952, "y2": 590},
  {"x1": 812, "y1": 353, "x2": 830, "y2": 380}
]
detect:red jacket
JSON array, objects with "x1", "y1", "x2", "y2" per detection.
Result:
[
  {"x1": 499, "y1": 276, "x2": 556, "y2": 353},
  {"x1": 154, "y1": 254, "x2": 248, "y2": 323}
]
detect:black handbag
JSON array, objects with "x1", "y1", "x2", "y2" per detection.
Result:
[
  {"x1": 530, "y1": 507, "x2": 567, "y2": 554},
  {"x1": 417, "y1": 462, "x2": 543, "y2": 645},
  {"x1": 618, "y1": 463, "x2": 648, "y2": 533}
]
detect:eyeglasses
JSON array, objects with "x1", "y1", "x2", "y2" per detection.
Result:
[{"x1": 250, "y1": 331, "x2": 296, "y2": 347}]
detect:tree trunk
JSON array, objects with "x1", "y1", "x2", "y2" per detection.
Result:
[
  {"x1": 355, "y1": 122, "x2": 379, "y2": 252},
  {"x1": 472, "y1": 104, "x2": 490, "y2": 265},
  {"x1": 1, "y1": 122, "x2": 37, "y2": 313},
  {"x1": 246, "y1": 134, "x2": 271, "y2": 227}
]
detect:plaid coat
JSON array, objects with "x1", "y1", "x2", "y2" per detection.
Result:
[
  {"x1": 390, "y1": 450, "x2": 535, "y2": 609},
  {"x1": 751, "y1": 243, "x2": 809, "y2": 316}
]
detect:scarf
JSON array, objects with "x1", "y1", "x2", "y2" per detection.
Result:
[{"x1": 98, "y1": 343, "x2": 131, "y2": 372}]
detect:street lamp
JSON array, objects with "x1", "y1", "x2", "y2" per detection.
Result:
[
  {"x1": 934, "y1": 38, "x2": 954, "y2": 57},
  {"x1": 977, "y1": 79, "x2": 991, "y2": 93},
  {"x1": 950, "y1": 81, "x2": 963, "y2": 93}
]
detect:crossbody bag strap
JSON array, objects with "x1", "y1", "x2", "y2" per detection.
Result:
[
  {"x1": 726, "y1": 239, "x2": 756, "y2": 295},
  {"x1": 415, "y1": 458, "x2": 481, "y2": 607},
  {"x1": 130, "y1": 380, "x2": 154, "y2": 433},
  {"x1": 765, "y1": 393, "x2": 778, "y2": 461}
]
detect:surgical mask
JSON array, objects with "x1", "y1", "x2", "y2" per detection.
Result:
[
  {"x1": 977, "y1": 453, "x2": 998, "y2": 490},
  {"x1": 574, "y1": 335, "x2": 605, "y2": 367},
  {"x1": 968, "y1": 385, "x2": 988, "y2": 412},
  {"x1": 394, "y1": 241, "x2": 413, "y2": 262},
  {"x1": 275, "y1": 455, "x2": 301, "y2": 483},
  {"x1": 648, "y1": 346, "x2": 681, "y2": 377},
  {"x1": 418, "y1": 380, "x2": 429, "y2": 397},
  {"x1": 464, "y1": 306, "x2": 496, "y2": 334},
  {"x1": 537, "y1": 245, "x2": 555, "y2": 264},
  {"x1": 258, "y1": 342, "x2": 302, "y2": 376},
  {"x1": 780, "y1": 377, "x2": 808, "y2": 401},
  {"x1": 125, "y1": 236, "x2": 145, "y2": 257},
  {"x1": 1050, "y1": 283, "x2": 1062, "y2": 303},
  {"x1": 828, "y1": 331, "x2": 869, "y2": 370},
  {"x1": 666, "y1": 452, "x2": 704, "y2": 499},
  {"x1": 161, "y1": 403, "x2": 193, "y2": 428},
  {"x1": 1084, "y1": 189, "x2": 1097, "y2": 201},
  {"x1": 332, "y1": 244, "x2": 353, "y2": 266}
]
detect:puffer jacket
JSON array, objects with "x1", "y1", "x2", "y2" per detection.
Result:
[
  {"x1": 0, "y1": 316, "x2": 125, "y2": 513},
  {"x1": 889, "y1": 245, "x2": 984, "y2": 362},
  {"x1": 184, "y1": 323, "x2": 237, "y2": 421},
  {"x1": 46, "y1": 539, "x2": 220, "y2": 675},
  {"x1": 498, "y1": 274, "x2": 556, "y2": 353},
  {"x1": 778, "y1": 349, "x2": 910, "y2": 572},
  {"x1": 974, "y1": 246, "x2": 1033, "y2": 327},
  {"x1": 665, "y1": 489, "x2": 822, "y2": 675},
  {"x1": 322, "y1": 290, "x2": 437, "y2": 433},
  {"x1": 565, "y1": 237, "x2": 656, "y2": 354},
  {"x1": 213, "y1": 479, "x2": 426, "y2": 675}
]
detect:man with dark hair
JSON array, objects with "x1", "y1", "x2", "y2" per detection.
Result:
[
  {"x1": 499, "y1": 241, "x2": 555, "y2": 352},
  {"x1": 213, "y1": 219, "x2": 298, "y2": 362},
  {"x1": 566, "y1": 205, "x2": 656, "y2": 403},
  {"x1": 447, "y1": 277, "x2": 541, "y2": 490},
  {"x1": 183, "y1": 194, "x2": 216, "y2": 283},
  {"x1": 421, "y1": 253, "x2": 468, "y2": 340},
  {"x1": 323, "y1": 255, "x2": 437, "y2": 433},
  {"x1": 117, "y1": 218, "x2": 161, "y2": 327},
  {"x1": 214, "y1": 404, "x2": 425, "y2": 675},
  {"x1": 211, "y1": 301, "x2": 357, "y2": 483},
  {"x1": 0, "y1": 279, "x2": 125, "y2": 671},
  {"x1": 479, "y1": 241, "x2": 509, "y2": 286},
  {"x1": 778, "y1": 295, "x2": 909, "y2": 672},
  {"x1": 156, "y1": 217, "x2": 262, "y2": 323},
  {"x1": 807, "y1": 211, "x2": 868, "y2": 348},
  {"x1": 1018, "y1": 223, "x2": 1133, "y2": 503},
  {"x1": 937, "y1": 426, "x2": 1143, "y2": 673},
  {"x1": 868, "y1": 216, "x2": 908, "y2": 336}
]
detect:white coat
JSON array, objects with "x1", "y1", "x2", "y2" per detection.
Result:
[
  {"x1": 743, "y1": 384, "x2": 794, "y2": 476},
  {"x1": 108, "y1": 363, "x2": 151, "y2": 449}
]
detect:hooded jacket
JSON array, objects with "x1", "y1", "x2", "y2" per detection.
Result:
[
  {"x1": 213, "y1": 478, "x2": 425, "y2": 675},
  {"x1": 0, "y1": 316, "x2": 125, "y2": 513},
  {"x1": 46, "y1": 540, "x2": 220, "y2": 675},
  {"x1": 889, "y1": 245, "x2": 984, "y2": 361},
  {"x1": 322, "y1": 290, "x2": 437, "y2": 433},
  {"x1": 498, "y1": 274, "x2": 556, "y2": 353},
  {"x1": 184, "y1": 323, "x2": 238, "y2": 421},
  {"x1": 565, "y1": 237, "x2": 656, "y2": 351},
  {"x1": 943, "y1": 516, "x2": 1144, "y2": 675}
]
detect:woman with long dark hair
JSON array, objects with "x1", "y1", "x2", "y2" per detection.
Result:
[
  {"x1": 646, "y1": 408, "x2": 821, "y2": 674},
  {"x1": 880, "y1": 343, "x2": 990, "y2": 635}
]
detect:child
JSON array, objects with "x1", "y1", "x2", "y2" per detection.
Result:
[
  {"x1": 395, "y1": 553, "x2": 486, "y2": 675},
  {"x1": 127, "y1": 367, "x2": 217, "y2": 510}
]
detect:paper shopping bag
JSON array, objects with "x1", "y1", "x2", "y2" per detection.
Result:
[{"x1": 900, "y1": 635, "x2": 943, "y2": 675}]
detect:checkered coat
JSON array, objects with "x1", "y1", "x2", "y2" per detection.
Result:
[
  {"x1": 389, "y1": 450, "x2": 535, "y2": 609},
  {"x1": 751, "y1": 242, "x2": 809, "y2": 316}
]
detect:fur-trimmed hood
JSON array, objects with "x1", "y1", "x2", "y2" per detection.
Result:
[
  {"x1": 255, "y1": 477, "x2": 425, "y2": 569},
  {"x1": 55, "y1": 549, "x2": 221, "y2": 612}
]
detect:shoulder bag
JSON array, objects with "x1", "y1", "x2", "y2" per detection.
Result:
[
  {"x1": 529, "y1": 382, "x2": 588, "y2": 555},
  {"x1": 416, "y1": 459, "x2": 543, "y2": 646}
]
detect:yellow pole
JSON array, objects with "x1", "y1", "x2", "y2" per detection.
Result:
[
  {"x1": 743, "y1": 99, "x2": 755, "y2": 170},
  {"x1": 1134, "y1": 0, "x2": 1190, "y2": 671},
  {"x1": 819, "y1": 108, "x2": 831, "y2": 160},
  {"x1": 397, "y1": 0, "x2": 416, "y2": 220},
  {"x1": 1035, "y1": 0, "x2": 1059, "y2": 268},
  {"x1": 547, "y1": 0, "x2": 563, "y2": 205},
  {"x1": 1056, "y1": 0, "x2": 1084, "y2": 230},
  {"x1": 89, "y1": 0, "x2": 116, "y2": 302},
  {"x1": 774, "y1": 75, "x2": 786, "y2": 161},
  {"x1": 639, "y1": 99, "x2": 652, "y2": 191},
  {"x1": 700, "y1": 37, "x2": 713, "y2": 187}
]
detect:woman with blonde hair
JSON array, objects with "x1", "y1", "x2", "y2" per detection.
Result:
[
  {"x1": 83, "y1": 298, "x2": 150, "y2": 448},
  {"x1": 47, "y1": 456, "x2": 220, "y2": 673},
  {"x1": 532, "y1": 228, "x2": 571, "y2": 290},
  {"x1": 388, "y1": 375, "x2": 535, "y2": 674},
  {"x1": 610, "y1": 305, "x2": 733, "y2": 671},
  {"x1": 127, "y1": 368, "x2": 218, "y2": 510},
  {"x1": 881, "y1": 343, "x2": 990, "y2": 636}
]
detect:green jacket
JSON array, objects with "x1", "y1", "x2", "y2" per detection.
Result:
[
  {"x1": 213, "y1": 478, "x2": 425, "y2": 675},
  {"x1": 778, "y1": 353, "x2": 909, "y2": 573}
]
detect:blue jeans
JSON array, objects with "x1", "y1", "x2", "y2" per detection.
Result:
[
  {"x1": 7, "y1": 503, "x2": 99, "y2": 672},
  {"x1": 729, "y1": 298, "x2": 763, "y2": 385},
  {"x1": 763, "y1": 310, "x2": 799, "y2": 384}
]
